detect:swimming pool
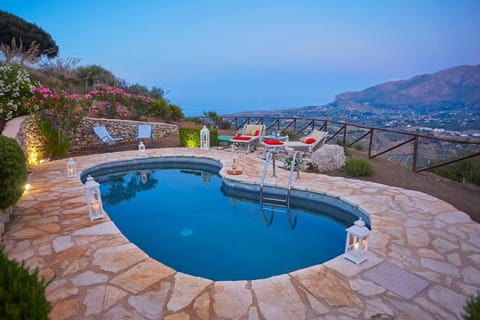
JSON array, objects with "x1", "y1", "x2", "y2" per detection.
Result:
[{"x1": 83, "y1": 157, "x2": 366, "y2": 281}]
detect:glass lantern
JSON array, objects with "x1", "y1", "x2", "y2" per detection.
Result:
[
  {"x1": 200, "y1": 125, "x2": 210, "y2": 150},
  {"x1": 344, "y1": 218, "x2": 370, "y2": 264},
  {"x1": 84, "y1": 175, "x2": 105, "y2": 221},
  {"x1": 138, "y1": 141, "x2": 146, "y2": 157},
  {"x1": 67, "y1": 158, "x2": 77, "y2": 178}
]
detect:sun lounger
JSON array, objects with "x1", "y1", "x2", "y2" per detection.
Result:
[
  {"x1": 230, "y1": 124, "x2": 265, "y2": 153},
  {"x1": 283, "y1": 129, "x2": 327, "y2": 154},
  {"x1": 93, "y1": 126, "x2": 124, "y2": 152},
  {"x1": 136, "y1": 124, "x2": 153, "y2": 148}
]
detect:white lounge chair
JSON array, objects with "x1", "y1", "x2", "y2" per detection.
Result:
[
  {"x1": 230, "y1": 124, "x2": 265, "y2": 153},
  {"x1": 93, "y1": 126, "x2": 124, "y2": 151},
  {"x1": 136, "y1": 124, "x2": 153, "y2": 148},
  {"x1": 283, "y1": 129, "x2": 327, "y2": 154}
]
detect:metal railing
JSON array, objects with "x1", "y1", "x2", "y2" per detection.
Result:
[{"x1": 220, "y1": 116, "x2": 480, "y2": 173}]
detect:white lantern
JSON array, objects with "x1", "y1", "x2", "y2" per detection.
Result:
[
  {"x1": 84, "y1": 175, "x2": 105, "y2": 221},
  {"x1": 344, "y1": 218, "x2": 370, "y2": 264},
  {"x1": 138, "y1": 141, "x2": 146, "y2": 157},
  {"x1": 67, "y1": 158, "x2": 77, "y2": 178},
  {"x1": 200, "y1": 125, "x2": 210, "y2": 150}
]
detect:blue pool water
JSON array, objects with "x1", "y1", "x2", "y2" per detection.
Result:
[{"x1": 92, "y1": 159, "x2": 358, "y2": 281}]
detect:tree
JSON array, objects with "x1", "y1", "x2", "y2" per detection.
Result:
[
  {"x1": 0, "y1": 11, "x2": 58, "y2": 62},
  {"x1": 74, "y1": 65, "x2": 118, "y2": 88}
]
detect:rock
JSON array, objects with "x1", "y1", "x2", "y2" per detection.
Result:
[
  {"x1": 71, "y1": 270, "x2": 109, "y2": 287},
  {"x1": 427, "y1": 285, "x2": 467, "y2": 319},
  {"x1": 92, "y1": 243, "x2": 147, "y2": 273},
  {"x1": 291, "y1": 266, "x2": 362, "y2": 308},
  {"x1": 110, "y1": 259, "x2": 174, "y2": 294},
  {"x1": 167, "y1": 273, "x2": 212, "y2": 312},
  {"x1": 193, "y1": 291, "x2": 211, "y2": 320},
  {"x1": 311, "y1": 145, "x2": 346, "y2": 172},
  {"x1": 349, "y1": 279, "x2": 386, "y2": 296},
  {"x1": 252, "y1": 275, "x2": 307, "y2": 320},
  {"x1": 213, "y1": 281, "x2": 252, "y2": 320},
  {"x1": 128, "y1": 281, "x2": 170, "y2": 320}
]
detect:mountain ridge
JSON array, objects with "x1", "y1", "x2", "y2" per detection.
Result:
[{"x1": 331, "y1": 64, "x2": 480, "y2": 110}]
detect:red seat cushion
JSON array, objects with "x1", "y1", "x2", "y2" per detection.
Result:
[
  {"x1": 263, "y1": 139, "x2": 283, "y2": 145},
  {"x1": 233, "y1": 136, "x2": 252, "y2": 141},
  {"x1": 305, "y1": 138, "x2": 316, "y2": 144},
  {"x1": 253, "y1": 129, "x2": 260, "y2": 136}
]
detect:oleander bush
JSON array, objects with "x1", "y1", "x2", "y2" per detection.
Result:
[
  {"x1": 462, "y1": 291, "x2": 480, "y2": 320},
  {"x1": 179, "y1": 127, "x2": 218, "y2": 148},
  {"x1": 344, "y1": 158, "x2": 373, "y2": 177},
  {"x1": 0, "y1": 246, "x2": 51, "y2": 319},
  {"x1": 0, "y1": 136, "x2": 28, "y2": 209}
]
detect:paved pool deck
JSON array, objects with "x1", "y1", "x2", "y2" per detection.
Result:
[{"x1": 3, "y1": 147, "x2": 480, "y2": 320}]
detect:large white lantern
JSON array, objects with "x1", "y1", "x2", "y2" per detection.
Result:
[
  {"x1": 200, "y1": 125, "x2": 210, "y2": 150},
  {"x1": 84, "y1": 175, "x2": 105, "y2": 221},
  {"x1": 67, "y1": 158, "x2": 77, "y2": 178},
  {"x1": 344, "y1": 218, "x2": 370, "y2": 264},
  {"x1": 138, "y1": 141, "x2": 146, "y2": 157}
]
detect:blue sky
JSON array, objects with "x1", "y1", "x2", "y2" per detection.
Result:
[{"x1": 2, "y1": 0, "x2": 480, "y2": 116}]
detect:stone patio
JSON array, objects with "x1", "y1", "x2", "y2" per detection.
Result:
[{"x1": 2, "y1": 147, "x2": 480, "y2": 320}]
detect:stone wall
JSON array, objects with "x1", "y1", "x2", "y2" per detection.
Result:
[
  {"x1": 71, "y1": 117, "x2": 179, "y2": 151},
  {"x1": 17, "y1": 117, "x2": 49, "y2": 164},
  {"x1": 14, "y1": 117, "x2": 179, "y2": 161}
]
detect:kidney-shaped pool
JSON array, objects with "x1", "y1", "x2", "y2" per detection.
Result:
[{"x1": 82, "y1": 157, "x2": 368, "y2": 281}]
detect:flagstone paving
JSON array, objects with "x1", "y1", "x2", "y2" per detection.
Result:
[{"x1": 2, "y1": 147, "x2": 480, "y2": 319}]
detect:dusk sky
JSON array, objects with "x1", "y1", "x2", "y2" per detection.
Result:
[{"x1": 2, "y1": 0, "x2": 480, "y2": 115}]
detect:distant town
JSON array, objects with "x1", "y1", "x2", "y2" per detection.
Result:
[{"x1": 270, "y1": 104, "x2": 480, "y2": 141}]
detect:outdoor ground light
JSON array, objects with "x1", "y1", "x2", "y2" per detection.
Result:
[
  {"x1": 67, "y1": 158, "x2": 77, "y2": 178},
  {"x1": 138, "y1": 141, "x2": 146, "y2": 157},
  {"x1": 84, "y1": 175, "x2": 105, "y2": 221},
  {"x1": 344, "y1": 218, "x2": 370, "y2": 264},
  {"x1": 200, "y1": 125, "x2": 210, "y2": 150}
]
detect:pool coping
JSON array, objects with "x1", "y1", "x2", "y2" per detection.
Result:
[{"x1": 3, "y1": 147, "x2": 480, "y2": 319}]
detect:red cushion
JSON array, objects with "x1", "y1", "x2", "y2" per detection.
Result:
[
  {"x1": 233, "y1": 136, "x2": 252, "y2": 141},
  {"x1": 253, "y1": 129, "x2": 260, "y2": 136},
  {"x1": 263, "y1": 139, "x2": 283, "y2": 145},
  {"x1": 305, "y1": 138, "x2": 316, "y2": 144}
]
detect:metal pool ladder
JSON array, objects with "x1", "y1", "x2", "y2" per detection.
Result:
[{"x1": 259, "y1": 151, "x2": 298, "y2": 229}]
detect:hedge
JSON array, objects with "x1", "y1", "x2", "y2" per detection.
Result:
[
  {"x1": 0, "y1": 136, "x2": 28, "y2": 209},
  {"x1": 179, "y1": 127, "x2": 218, "y2": 148}
]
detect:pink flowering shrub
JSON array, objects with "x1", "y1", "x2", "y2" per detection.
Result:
[
  {"x1": 88, "y1": 86, "x2": 153, "y2": 120},
  {"x1": 29, "y1": 87, "x2": 91, "y2": 157}
]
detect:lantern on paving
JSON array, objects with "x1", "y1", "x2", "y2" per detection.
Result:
[
  {"x1": 200, "y1": 126, "x2": 210, "y2": 150},
  {"x1": 84, "y1": 175, "x2": 105, "y2": 221},
  {"x1": 138, "y1": 141, "x2": 146, "y2": 157},
  {"x1": 67, "y1": 158, "x2": 77, "y2": 178},
  {"x1": 344, "y1": 218, "x2": 370, "y2": 264}
]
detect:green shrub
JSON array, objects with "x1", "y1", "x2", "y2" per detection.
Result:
[
  {"x1": 179, "y1": 127, "x2": 218, "y2": 148},
  {"x1": 432, "y1": 158, "x2": 480, "y2": 187},
  {"x1": 0, "y1": 246, "x2": 51, "y2": 319},
  {"x1": 35, "y1": 117, "x2": 70, "y2": 158},
  {"x1": 0, "y1": 136, "x2": 28, "y2": 209},
  {"x1": 462, "y1": 291, "x2": 480, "y2": 320},
  {"x1": 344, "y1": 158, "x2": 373, "y2": 177}
]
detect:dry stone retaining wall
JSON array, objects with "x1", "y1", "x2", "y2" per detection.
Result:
[
  {"x1": 14, "y1": 117, "x2": 178, "y2": 160},
  {"x1": 71, "y1": 117, "x2": 178, "y2": 151}
]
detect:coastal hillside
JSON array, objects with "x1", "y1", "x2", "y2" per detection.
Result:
[{"x1": 332, "y1": 65, "x2": 480, "y2": 110}]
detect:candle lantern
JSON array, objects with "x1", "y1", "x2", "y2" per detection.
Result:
[
  {"x1": 67, "y1": 158, "x2": 77, "y2": 178},
  {"x1": 344, "y1": 218, "x2": 370, "y2": 264},
  {"x1": 200, "y1": 125, "x2": 210, "y2": 150},
  {"x1": 138, "y1": 141, "x2": 146, "y2": 157},
  {"x1": 84, "y1": 175, "x2": 105, "y2": 221}
]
